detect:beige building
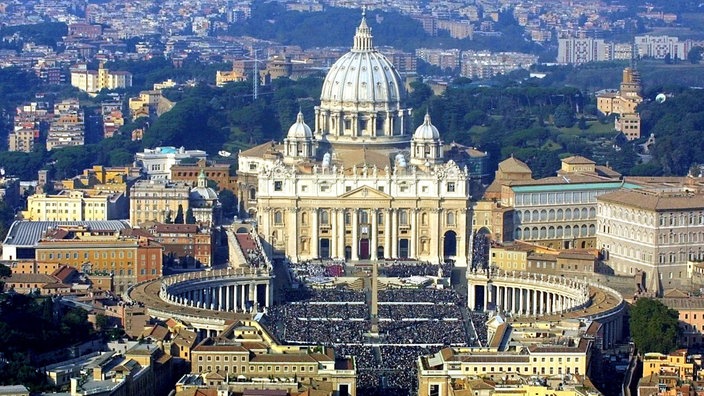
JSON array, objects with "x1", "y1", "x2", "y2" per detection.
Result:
[
  {"x1": 70, "y1": 62, "x2": 132, "y2": 95},
  {"x1": 596, "y1": 67, "x2": 643, "y2": 140},
  {"x1": 130, "y1": 180, "x2": 190, "y2": 226},
  {"x1": 417, "y1": 340, "x2": 591, "y2": 396},
  {"x1": 24, "y1": 190, "x2": 127, "y2": 221},
  {"x1": 240, "y1": 15, "x2": 475, "y2": 265},
  {"x1": 597, "y1": 186, "x2": 704, "y2": 292},
  {"x1": 46, "y1": 98, "x2": 85, "y2": 151},
  {"x1": 190, "y1": 320, "x2": 356, "y2": 396},
  {"x1": 215, "y1": 66, "x2": 246, "y2": 87},
  {"x1": 8, "y1": 128, "x2": 36, "y2": 152}
]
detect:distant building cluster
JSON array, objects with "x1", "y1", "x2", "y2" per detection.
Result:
[
  {"x1": 70, "y1": 62, "x2": 132, "y2": 95},
  {"x1": 558, "y1": 35, "x2": 704, "y2": 64}
]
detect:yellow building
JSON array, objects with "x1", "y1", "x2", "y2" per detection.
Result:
[
  {"x1": 642, "y1": 350, "x2": 695, "y2": 381},
  {"x1": 596, "y1": 67, "x2": 643, "y2": 140},
  {"x1": 215, "y1": 67, "x2": 246, "y2": 87},
  {"x1": 129, "y1": 180, "x2": 191, "y2": 226},
  {"x1": 24, "y1": 190, "x2": 127, "y2": 221},
  {"x1": 8, "y1": 128, "x2": 36, "y2": 152},
  {"x1": 190, "y1": 320, "x2": 356, "y2": 396},
  {"x1": 417, "y1": 340, "x2": 591, "y2": 396},
  {"x1": 61, "y1": 165, "x2": 140, "y2": 194}
]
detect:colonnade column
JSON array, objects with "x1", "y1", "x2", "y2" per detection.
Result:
[
  {"x1": 371, "y1": 209, "x2": 378, "y2": 261},
  {"x1": 225, "y1": 285, "x2": 231, "y2": 311},
  {"x1": 288, "y1": 208, "x2": 298, "y2": 260},
  {"x1": 518, "y1": 288, "x2": 524, "y2": 315},
  {"x1": 351, "y1": 209, "x2": 359, "y2": 261},
  {"x1": 532, "y1": 289, "x2": 538, "y2": 316},
  {"x1": 241, "y1": 285, "x2": 246, "y2": 311}
]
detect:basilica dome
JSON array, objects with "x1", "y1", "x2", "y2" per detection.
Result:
[{"x1": 319, "y1": 14, "x2": 406, "y2": 109}]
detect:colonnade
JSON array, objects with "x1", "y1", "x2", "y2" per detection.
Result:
[
  {"x1": 164, "y1": 281, "x2": 272, "y2": 312},
  {"x1": 159, "y1": 268, "x2": 274, "y2": 312},
  {"x1": 467, "y1": 269, "x2": 589, "y2": 316},
  {"x1": 473, "y1": 283, "x2": 579, "y2": 316}
]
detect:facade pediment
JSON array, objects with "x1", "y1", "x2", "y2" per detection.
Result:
[{"x1": 339, "y1": 186, "x2": 392, "y2": 200}]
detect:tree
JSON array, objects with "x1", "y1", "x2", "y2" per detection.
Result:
[
  {"x1": 688, "y1": 46, "x2": 703, "y2": 64},
  {"x1": 218, "y1": 189, "x2": 237, "y2": 217},
  {"x1": 553, "y1": 104, "x2": 576, "y2": 128},
  {"x1": 185, "y1": 207, "x2": 196, "y2": 224},
  {"x1": 630, "y1": 298, "x2": 680, "y2": 354},
  {"x1": 577, "y1": 116, "x2": 588, "y2": 130},
  {"x1": 175, "y1": 204, "x2": 184, "y2": 224}
]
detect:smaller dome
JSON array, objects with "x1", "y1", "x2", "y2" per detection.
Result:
[
  {"x1": 287, "y1": 111, "x2": 313, "y2": 139},
  {"x1": 413, "y1": 113, "x2": 440, "y2": 140},
  {"x1": 190, "y1": 186, "x2": 218, "y2": 202}
]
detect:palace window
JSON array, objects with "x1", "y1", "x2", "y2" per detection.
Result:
[
  {"x1": 274, "y1": 211, "x2": 283, "y2": 225},
  {"x1": 447, "y1": 182, "x2": 455, "y2": 193},
  {"x1": 274, "y1": 181, "x2": 282, "y2": 191}
]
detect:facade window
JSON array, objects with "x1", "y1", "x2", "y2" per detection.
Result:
[
  {"x1": 447, "y1": 182, "x2": 455, "y2": 192},
  {"x1": 399, "y1": 210, "x2": 408, "y2": 226},
  {"x1": 447, "y1": 211, "x2": 455, "y2": 226},
  {"x1": 321, "y1": 210, "x2": 329, "y2": 225},
  {"x1": 274, "y1": 181, "x2": 282, "y2": 191},
  {"x1": 274, "y1": 211, "x2": 283, "y2": 225}
]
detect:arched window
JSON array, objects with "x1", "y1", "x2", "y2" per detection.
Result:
[
  {"x1": 378, "y1": 212, "x2": 384, "y2": 225},
  {"x1": 345, "y1": 211, "x2": 351, "y2": 225},
  {"x1": 301, "y1": 212, "x2": 308, "y2": 225},
  {"x1": 360, "y1": 210, "x2": 369, "y2": 224},
  {"x1": 249, "y1": 188, "x2": 256, "y2": 200},
  {"x1": 274, "y1": 211, "x2": 283, "y2": 225},
  {"x1": 399, "y1": 210, "x2": 408, "y2": 226},
  {"x1": 447, "y1": 211, "x2": 455, "y2": 226},
  {"x1": 422, "y1": 212, "x2": 428, "y2": 226},
  {"x1": 320, "y1": 210, "x2": 329, "y2": 225}
]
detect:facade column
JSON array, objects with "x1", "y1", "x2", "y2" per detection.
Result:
[
  {"x1": 226, "y1": 285, "x2": 231, "y2": 311},
  {"x1": 410, "y1": 209, "x2": 417, "y2": 259},
  {"x1": 371, "y1": 209, "x2": 378, "y2": 261},
  {"x1": 384, "y1": 209, "x2": 392, "y2": 259},
  {"x1": 391, "y1": 209, "x2": 398, "y2": 259},
  {"x1": 532, "y1": 289, "x2": 538, "y2": 316},
  {"x1": 331, "y1": 208, "x2": 338, "y2": 259},
  {"x1": 288, "y1": 208, "x2": 298, "y2": 261},
  {"x1": 351, "y1": 209, "x2": 359, "y2": 261},
  {"x1": 241, "y1": 285, "x2": 246, "y2": 311},
  {"x1": 311, "y1": 209, "x2": 319, "y2": 259},
  {"x1": 338, "y1": 210, "x2": 345, "y2": 260},
  {"x1": 265, "y1": 284, "x2": 270, "y2": 307}
]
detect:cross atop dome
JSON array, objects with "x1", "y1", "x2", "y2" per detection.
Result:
[{"x1": 353, "y1": 6, "x2": 374, "y2": 51}]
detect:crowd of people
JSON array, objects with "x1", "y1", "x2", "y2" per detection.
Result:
[
  {"x1": 471, "y1": 232, "x2": 491, "y2": 269},
  {"x1": 379, "y1": 289, "x2": 464, "y2": 305},
  {"x1": 469, "y1": 312, "x2": 489, "y2": 346},
  {"x1": 261, "y1": 286, "x2": 482, "y2": 395},
  {"x1": 288, "y1": 260, "x2": 347, "y2": 281},
  {"x1": 380, "y1": 260, "x2": 453, "y2": 278}
]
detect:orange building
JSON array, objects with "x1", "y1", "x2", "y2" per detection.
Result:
[{"x1": 34, "y1": 233, "x2": 163, "y2": 294}]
